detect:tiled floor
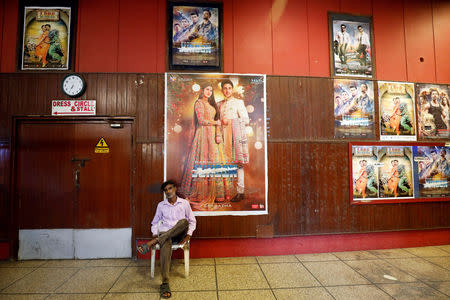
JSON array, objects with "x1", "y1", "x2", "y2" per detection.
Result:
[{"x1": 0, "y1": 245, "x2": 449, "y2": 299}]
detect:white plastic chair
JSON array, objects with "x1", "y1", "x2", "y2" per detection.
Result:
[{"x1": 150, "y1": 220, "x2": 190, "y2": 278}]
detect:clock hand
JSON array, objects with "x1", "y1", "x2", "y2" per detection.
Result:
[{"x1": 70, "y1": 84, "x2": 74, "y2": 92}]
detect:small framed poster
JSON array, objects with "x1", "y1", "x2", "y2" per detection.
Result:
[
  {"x1": 20, "y1": 5, "x2": 73, "y2": 70},
  {"x1": 168, "y1": 2, "x2": 222, "y2": 71},
  {"x1": 416, "y1": 83, "x2": 450, "y2": 139},
  {"x1": 329, "y1": 13, "x2": 375, "y2": 78},
  {"x1": 378, "y1": 81, "x2": 416, "y2": 141},
  {"x1": 333, "y1": 79, "x2": 375, "y2": 139}
]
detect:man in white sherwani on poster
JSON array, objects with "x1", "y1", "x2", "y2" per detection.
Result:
[{"x1": 218, "y1": 79, "x2": 249, "y2": 202}]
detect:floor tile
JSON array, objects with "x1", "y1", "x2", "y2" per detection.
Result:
[
  {"x1": 260, "y1": 263, "x2": 320, "y2": 288},
  {"x1": 109, "y1": 266, "x2": 160, "y2": 293},
  {"x1": 423, "y1": 256, "x2": 450, "y2": 270},
  {"x1": 437, "y1": 245, "x2": 450, "y2": 254},
  {"x1": 104, "y1": 292, "x2": 160, "y2": 299},
  {"x1": 168, "y1": 291, "x2": 217, "y2": 300},
  {"x1": 218, "y1": 289, "x2": 274, "y2": 300},
  {"x1": 303, "y1": 261, "x2": 370, "y2": 286},
  {"x1": 403, "y1": 246, "x2": 450, "y2": 257},
  {"x1": 0, "y1": 260, "x2": 47, "y2": 268},
  {"x1": 426, "y1": 281, "x2": 450, "y2": 297},
  {"x1": 0, "y1": 295, "x2": 49, "y2": 299},
  {"x1": 173, "y1": 258, "x2": 215, "y2": 266},
  {"x1": 345, "y1": 259, "x2": 417, "y2": 283},
  {"x1": 273, "y1": 287, "x2": 334, "y2": 300},
  {"x1": 128, "y1": 259, "x2": 151, "y2": 267},
  {"x1": 216, "y1": 264, "x2": 269, "y2": 290},
  {"x1": 85, "y1": 258, "x2": 131, "y2": 267},
  {"x1": 0, "y1": 267, "x2": 37, "y2": 290},
  {"x1": 169, "y1": 265, "x2": 217, "y2": 291},
  {"x1": 326, "y1": 284, "x2": 393, "y2": 300},
  {"x1": 333, "y1": 250, "x2": 378, "y2": 260},
  {"x1": 295, "y1": 253, "x2": 339, "y2": 262},
  {"x1": 385, "y1": 257, "x2": 450, "y2": 281},
  {"x1": 42, "y1": 260, "x2": 91, "y2": 268},
  {"x1": 55, "y1": 266, "x2": 125, "y2": 293},
  {"x1": 378, "y1": 282, "x2": 449, "y2": 300},
  {"x1": 46, "y1": 294, "x2": 105, "y2": 299},
  {"x1": 2, "y1": 267, "x2": 78, "y2": 293},
  {"x1": 368, "y1": 248, "x2": 416, "y2": 259},
  {"x1": 256, "y1": 255, "x2": 298, "y2": 264},
  {"x1": 215, "y1": 257, "x2": 257, "y2": 265}
]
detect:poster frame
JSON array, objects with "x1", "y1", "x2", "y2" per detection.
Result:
[{"x1": 349, "y1": 141, "x2": 450, "y2": 205}]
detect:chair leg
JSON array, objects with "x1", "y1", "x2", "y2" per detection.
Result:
[
  {"x1": 150, "y1": 248, "x2": 156, "y2": 278},
  {"x1": 184, "y1": 248, "x2": 189, "y2": 278}
]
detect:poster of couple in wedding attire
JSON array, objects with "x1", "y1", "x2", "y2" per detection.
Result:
[{"x1": 165, "y1": 73, "x2": 267, "y2": 216}]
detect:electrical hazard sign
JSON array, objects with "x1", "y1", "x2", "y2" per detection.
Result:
[{"x1": 95, "y1": 137, "x2": 109, "y2": 153}]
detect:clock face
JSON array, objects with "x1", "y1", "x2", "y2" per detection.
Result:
[{"x1": 62, "y1": 74, "x2": 85, "y2": 97}]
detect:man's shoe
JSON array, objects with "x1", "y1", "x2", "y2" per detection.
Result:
[{"x1": 230, "y1": 193, "x2": 244, "y2": 202}]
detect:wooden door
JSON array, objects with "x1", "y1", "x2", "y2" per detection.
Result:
[{"x1": 15, "y1": 119, "x2": 132, "y2": 230}]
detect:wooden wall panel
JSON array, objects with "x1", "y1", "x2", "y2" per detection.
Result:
[
  {"x1": 0, "y1": 73, "x2": 449, "y2": 241},
  {"x1": 272, "y1": 0, "x2": 309, "y2": 76},
  {"x1": 223, "y1": 0, "x2": 234, "y2": 73},
  {"x1": 373, "y1": 0, "x2": 407, "y2": 81},
  {"x1": 0, "y1": 143, "x2": 10, "y2": 239},
  {"x1": 0, "y1": 0, "x2": 18, "y2": 73},
  {"x1": 340, "y1": 0, "x2": 372, "y2": 15},
  {"x1": 432, "y1": 0, "x2": 450, "y2": 84},
  {"x1": 77, "y1": 0, "x2": 120, "y2": 72},
  {"x1": 403, "y1": 0, "x2": 436, "y2": 83},
  {"x1": 117, "y1": 0, "x2": 158, "y2": 73},
  {"x1": 232, "y1": 0, "x2": 273, "y2": 74},
  {"x1": 307, "y1": 0, "x2": 339, "y2": 77}
]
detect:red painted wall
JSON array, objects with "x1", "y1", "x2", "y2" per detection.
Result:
[{"x1": 1, "y1": 0, "x2": 449, "y2": 83}]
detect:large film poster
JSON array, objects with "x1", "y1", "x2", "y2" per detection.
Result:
[
  {"x1": 378, "y1": 81, "x2": 416, "y2": 141},
  {"x1": 351, "y1": 145, "x2": 414, "y2": 203},
  {"x1": 413, "y1": 146, "x2": 450, "y2": 198},
  {"x1": 416, "y1": 84, "x2": 450, "y2": 139},
  {"x1": 334, "y1": 79, "x2": 375, "y2": 138},
  {"x1": 165, "y1": 73, "x2": 267, "y2": 216}
]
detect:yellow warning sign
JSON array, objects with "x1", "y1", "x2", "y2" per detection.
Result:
[{"x1": 95, "y1": 137, "x2": 109, "y2": 153}]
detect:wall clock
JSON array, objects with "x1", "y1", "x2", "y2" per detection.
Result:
[{"x1": 61, "y1": 74, "x2": 86, "y2": 98}]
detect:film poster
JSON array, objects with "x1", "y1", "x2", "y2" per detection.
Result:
[
  {"x1": 413, "y1": 146, "x2": 450, "y2": 198},
  {"x1": 330, "y1": 14, "x2": 373, "y2": 78},
  {"x1": 22, "y1": 7, "x2": 71, "y2": 70},
  {"x1": 165, "y1": 73, "x2": 267, "y2": 216},
  {"x1": 334, "y1": 79, "x2": 375, "y2": 138},
  {"x1": 416, "y1": 84, "x2": 450, "y2": 139},
  {"x1": 171, "y1": 5, "x2": 220, "y2": 68},
  {"x1": 378, "y1": 81, "x2": 416, "y2": 141},
  {"x1": 352, "y1": 145, "x2": 414, "y2": 202}
]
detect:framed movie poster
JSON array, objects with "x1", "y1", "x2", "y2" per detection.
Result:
[
  {"x1": 413, "y1": 145, "x2": 450, "y2": 199},
  {"x1": 416, "y1": 84, "x2": 450, "y2": 139},
  {"x1": 168, "y1": 2, "x2": 222, "y2": 71},
  {"x1": 165, "y1": 73, "x2": 267, "y2": 216},
  {"x1": 21, "y1": 6, "x2": 71, "y2": 70},
  {"x1": 334, "y1": 79, "x2": 375, "y2": 138},
  {"x1": 329, "y1": 13, "x2": 374, "y2": 78},
  {"x1": 378, "y1": 81, "x2": 416, "y2": 141},
  {"x1": 350, "y1": 143, "x2": 415, "y2": 204}
]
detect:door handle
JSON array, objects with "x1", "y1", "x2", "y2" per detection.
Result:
[
  {"x1": 71, "y1": 157, "x2": 91, "y2": 168},
  {"x1": 74, "y1": 169, "x2": 80, "y2": 192}
]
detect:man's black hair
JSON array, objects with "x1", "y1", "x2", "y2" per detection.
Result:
[
  {"x1": 161, "y1": 180, "x2": 177, "y2": 192},
  {"x1": 221, "y1": 79, "x2": 234, "y2": 89}
]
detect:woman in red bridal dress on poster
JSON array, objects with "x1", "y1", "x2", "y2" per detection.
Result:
[{"x1": 179, "y1": 83, "x2": 234, "y2": 208}]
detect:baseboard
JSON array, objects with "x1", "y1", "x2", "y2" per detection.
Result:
[{"x1": 137, "y1": 228, "x2": 450, "y2": 259}]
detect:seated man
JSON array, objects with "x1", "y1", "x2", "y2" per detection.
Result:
[{"x1": 137, "y1": 180, "x2": 196, "y2": 299}]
